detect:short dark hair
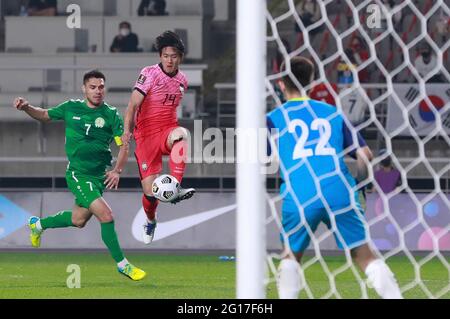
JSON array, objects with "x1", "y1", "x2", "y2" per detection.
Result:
[
  {"x1": 280, "y1": 56, "x2": 315, "y2": 92},
  {"x1": 119, "y1": 21, "x2": 131, "y2": 29},
  {"x1": 83, "y1": 70, "x2": 106, "y2": 84},
  {"x1": 156, "y1": 30, "x2": 185, "y2": 55}
]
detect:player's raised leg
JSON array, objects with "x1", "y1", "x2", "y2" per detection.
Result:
[
  {"x1": 89, "y1": 197, "x2": 146, "y2": 281},
  {"x1": 141, "y1": 174, "x2": 159, "y2": 244},
  {"x1": 28, "y1": 206, "x2": 93, "y2": 248},
  {"x1": 166, "y1": 127, "x2": 195, "y2": 204},
  {"x1": 28, "y1": 213, "x2": 70, "y2": 248},
  {"x1": 351, "y1": 244, "x2": 403, "y2": 299}
]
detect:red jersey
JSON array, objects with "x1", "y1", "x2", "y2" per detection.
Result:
[
  {"x1": 309, "y1": 83, "x2": 339, "y2": 106},
  {"x1": 133, "y1": 63, "x2": 188, "y2": 139}
]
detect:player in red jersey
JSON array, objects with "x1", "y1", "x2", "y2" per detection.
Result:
[
  {"x1": 122, "y1": 31, "x2": 195, "y2": 244},
  {"x1": 309, "y1": 82, "x2": 339, "y2": 106}
]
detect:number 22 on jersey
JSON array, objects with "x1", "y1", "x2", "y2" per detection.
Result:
[{"x1": 289, "y1": 118, "x2": 336, "y2": 160}]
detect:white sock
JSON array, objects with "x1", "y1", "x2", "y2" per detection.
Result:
[
  {"x1": 365, "y1": 259, "x2": 403, "y2": 299},
  {"x1": 36, "y1": 219, "x2": 43, "y2": 231},
  {"x1": 277, "y1": 259, "x2": 302, "y2": 299},
  {"x1": 117, "y1": 258, "x2": 129, "y2": 269}
]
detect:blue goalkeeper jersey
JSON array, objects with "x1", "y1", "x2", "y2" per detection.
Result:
[{"x1": 267, "y1": 97, "x2": 367, "y2": 212}]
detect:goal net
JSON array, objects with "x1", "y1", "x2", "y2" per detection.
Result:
[{"x1": 261, "y1": 0, "x2": 450, "y2": 299}]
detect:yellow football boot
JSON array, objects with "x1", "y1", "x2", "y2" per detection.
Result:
[
  {"x1": 28, "y1": 216, "x2": 43, "y2": 248},
  {"x1": 118, "y1": 264, "x2": 146, "y2": 281}
]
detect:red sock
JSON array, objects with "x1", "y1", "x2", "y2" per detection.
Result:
[
  {"x1": 142, "y1": 195, "x2": 158, "y2": 221},
  {"x1": 169, "y1": 140, "x2": 187, "y2": 183}
]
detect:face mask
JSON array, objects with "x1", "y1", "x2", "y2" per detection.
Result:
[{"x1": 120, "y1": 28, "x2": 130, "y2": 37}]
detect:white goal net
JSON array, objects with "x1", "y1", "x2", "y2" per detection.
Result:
[{"x1": 261, "y1": 0, "x2": 450, "y2": 299}]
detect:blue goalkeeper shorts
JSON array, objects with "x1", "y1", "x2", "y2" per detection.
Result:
[{"x1": 280, "y1": 202, "x2": 368, "y2": 253}]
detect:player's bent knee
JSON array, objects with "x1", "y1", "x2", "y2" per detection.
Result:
[
  {"x1": 102, "y1": 216, "x2": 114, "y2": 223},
  {"x1": 168, "y1": 127, "x2": 188, "y2": 146},
  {"x1": 99, "y1": 210, "x2": 114, "y2": 223},
  {"x1": 73, "y1": 220, "x2": 87, "y2": 228}
]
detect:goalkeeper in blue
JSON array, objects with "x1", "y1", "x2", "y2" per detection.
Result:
[{"x1": 267, "y1": 56, "x2": 402, "y2": 299}]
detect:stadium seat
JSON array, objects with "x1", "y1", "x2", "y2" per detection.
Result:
[
  {"x1": 57, "y1": 0, "x2": 114, "y2": 16},
  {"x1": 175, "y1": 28, "x2": 189, "y2": 55},
  {"x1": 56, "y1": 47, "x2": 76, "y2": 53},
  {"x1": 75, "y1": 29, "x2": 90, "y2": 53},
  {"x1": 108, "y1": 87, "x2": 132, "y2": 93},
  {"x1": 28, "y1": 86, "x2": 60, "y2": 92},
  {"x1": 0, "y1": 121, "x2": 43, "y2": 157},
  {"x1": 6, "y1": 47, "x2": 32, "y2": 53}
]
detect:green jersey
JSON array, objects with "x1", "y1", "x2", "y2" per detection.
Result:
[{"x1": 48, "y1": 99, "x2": 124, "y2": 177}]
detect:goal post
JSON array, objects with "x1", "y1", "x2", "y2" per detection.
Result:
[
  {"x1": 237, "y1": 0, "x2": 450, "y2": 299},
  {"x1": 236, "y1": 0, "x2": 267, "y2": 299}
]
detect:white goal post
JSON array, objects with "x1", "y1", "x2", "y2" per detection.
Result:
[
  {"x1": 237, "y1": 0, "x2": 450, "y2": 299},
  {"x1": 236, "y1": 0, "x2": 267, "y2": 299}
]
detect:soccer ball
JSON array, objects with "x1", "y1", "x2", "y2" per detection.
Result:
[{"x1": 152, "y1": 174, "x2": 180, "y2": 202}]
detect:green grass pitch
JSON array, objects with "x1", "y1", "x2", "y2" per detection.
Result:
[{"x1": 0, "y1": 252, "x2": 448, "y2": 299}]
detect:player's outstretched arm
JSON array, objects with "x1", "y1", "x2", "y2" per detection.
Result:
[
  {"x1": 356, "y1": 146, "x2": 373, "y2": 181},
  {"x1": 122, "y1": 90, "x2": 145, "y2": 144},
  {"x1": 13, "y1": 97, "x2": 51, "y2": 122},
  {"x1": 105, "y1": 142, "x2": 129, "y2": 190}
]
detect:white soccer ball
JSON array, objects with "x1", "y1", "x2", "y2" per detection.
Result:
[{"x1": 152, "y1": 174, "x2": 180, "y2": 202}]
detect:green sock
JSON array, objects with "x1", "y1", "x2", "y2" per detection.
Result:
[
  {"x1": 40, "y1": 211, "x2": 74, "y2": 230},
  {"x1": 101, "y1": 221, "x2": 125, "y2": 263}
]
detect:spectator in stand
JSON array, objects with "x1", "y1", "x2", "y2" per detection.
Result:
[
  {"x1": 413, "y1": 43, "x2": 445, "y2": 83},
  {"x1": 373, "y1": 150, "x2": 402, "y2": 195},
  {"x1": 294, "y1": 0, "x2": 322, "y2": 43},
  {"x1": 350, "y1": 36, "x2": 370, "y2": 83},
  {"x1": 309, "y1": 82, "x2": 339, "y2": 106},
  {"x1": 4, "y1": 0, "x2": 24, "y2": 16},
  {"x1": 138, "y1": 0, "x2": 167, "y2": 16},
  {"x1": 435, "y1": 14, "x2": 450, "y2": 44},
  {"x1": 272, "y1": 38, "x2": 292, "y2": 103},
  {"x1": 336, "y1": 49, "x2": 369, "y2": 126},
  {"x1": 273, "y1": 38, "x2": 291, "y2": 74},
  {"x1": 337, "y1": 48, "x2": 357, "y2": 85},
  {"x1": 27, "y1": 0, "x2": 57, "y2": 16},
  {"x1": 110, "y1": 22, "x2": 140, "y2": 53}
]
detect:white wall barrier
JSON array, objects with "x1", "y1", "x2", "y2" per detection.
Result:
[{"x1": 0, "y1": 192, "x2": 449, "y2": 251}]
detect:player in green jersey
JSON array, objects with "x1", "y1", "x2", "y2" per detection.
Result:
[{"x1": 13, "y1": 70, "x2": 146, "y2": 281}]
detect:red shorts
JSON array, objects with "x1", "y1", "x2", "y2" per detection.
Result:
[{"x1": 134, "y1": 126, "x2": 177, "y2": 180}]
